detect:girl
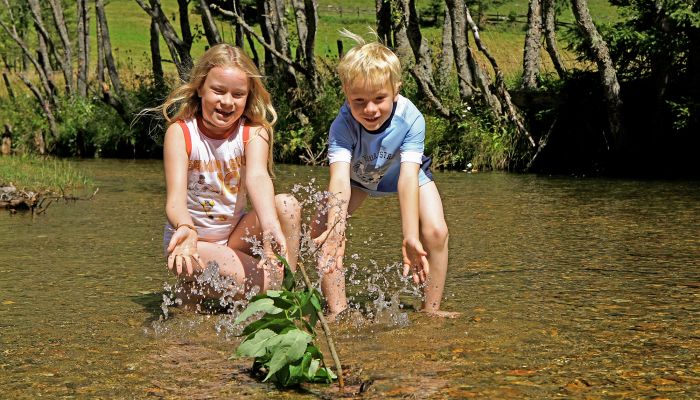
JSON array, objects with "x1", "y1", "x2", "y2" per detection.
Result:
[{"x1": 159, "y1": 44, "x2": 300, "y2": 307}]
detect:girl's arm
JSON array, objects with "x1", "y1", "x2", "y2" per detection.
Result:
[
  {"x1": 244, "y1": 126, "x2": 286, "y2": 257},
  {"x1": 163, "y1": 122, "x2": 201, "y2": 275},
  {"x1": 397, "y1": 162, "x2": 428, "y2": 283}
]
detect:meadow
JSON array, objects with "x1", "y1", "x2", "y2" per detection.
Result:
[{"x1": 102, "y1": 0, "x2": 621, "y2": 83}]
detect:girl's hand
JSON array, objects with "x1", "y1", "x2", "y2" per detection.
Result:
[
  {"x1": 313, "y1": 228, "x2": 346, "y2": 273},
  {"x1": 402, "y1": 237, "x2": 429, "y2": 284},
  {"x1": 166, "y1": 226, "x2": 202, "y2": 276},
  {"x1": 258, "y1": 228, "x2": 287, "y2": 273}
]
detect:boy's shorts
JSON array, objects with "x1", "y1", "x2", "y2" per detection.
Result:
[{"x1": 351, "y1": 155, "x2": 434, "y2": 197}]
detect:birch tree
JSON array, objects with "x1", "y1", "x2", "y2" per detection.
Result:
[{"x1": 571, "y1": 0, "x2": 625, "y2": 149}]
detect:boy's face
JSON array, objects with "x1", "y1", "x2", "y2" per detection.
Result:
[{"x1": 344, "y1": 81, "x2": 399, "y2": 132}]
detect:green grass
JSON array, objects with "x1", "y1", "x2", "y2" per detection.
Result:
[
  {"x1": 0, "y1": 155, "x2": 94, "y2": 195},
  {"x1": 99, "y1": 0, "x2": 621, "y2": 79},
  {"x1": 0, "y1": 0, "x2": 620, "y2": 97}
]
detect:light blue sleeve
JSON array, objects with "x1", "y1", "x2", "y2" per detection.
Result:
[
  {"x1": 400, "y1": 111, "x2": 425, "y2": 154},
  {"x1": 327, "y1": 108, "x2": 354, "y2": 164}
]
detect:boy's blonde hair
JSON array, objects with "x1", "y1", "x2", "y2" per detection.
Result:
[
  {"x1": 337, "y1": 29, "x2": 402, "y2": 94},
  {"x1": 158, "y1": 44, "x2": 277, "y2": 171}
]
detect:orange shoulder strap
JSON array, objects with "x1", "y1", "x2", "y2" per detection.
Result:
[
  {"x1": 243, "y1": 124, "x2": 251, "y2": 146},
  {"x1": 177, "y1": 120, "x2": 191, "y2": 157}
]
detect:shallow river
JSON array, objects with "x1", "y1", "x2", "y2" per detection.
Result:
[{"x1": 1, "y1": 159, "x2": 699, "y2": 399}]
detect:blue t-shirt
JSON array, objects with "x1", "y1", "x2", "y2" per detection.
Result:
[{"x1": 328, "y1": 95, "x2": 431, "y2": 196}]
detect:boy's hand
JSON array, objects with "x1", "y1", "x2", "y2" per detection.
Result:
[
  {"x1": 313, "y1": 228, "x2": 346, "y2": 273},
  {"x1": 167, "y1": 227, "x2": 202, "y2": 276},
  {"x1": 402, "y1": 237, "x2": 429, "y2": 284}
]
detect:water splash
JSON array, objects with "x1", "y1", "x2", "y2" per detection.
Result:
[{"x1": 156, "y1": 179, "x2": 429, "y2": 334}]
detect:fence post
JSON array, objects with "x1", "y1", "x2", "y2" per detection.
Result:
[{"x1": 337, "y1": 40, "x2": 344, "y2": 59}]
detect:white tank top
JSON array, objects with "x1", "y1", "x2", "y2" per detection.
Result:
[{"x1": 171, "y1": 117, "x2": 251, "y2": 243}]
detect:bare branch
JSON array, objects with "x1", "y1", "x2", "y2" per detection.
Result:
[
  {"x1": 465, "y1": 7, "x2": 537, "y2": 148},
  {"x1": 210, "y1": 4, "x2": 309, "y2": 76}
]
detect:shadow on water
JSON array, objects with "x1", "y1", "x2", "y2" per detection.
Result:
[
  {"x1": 1, "y1": 160, "x2": 699, "y2": 398},
  {"x1": 129, "y1": 292, "x2": 166, "y2": 324}
]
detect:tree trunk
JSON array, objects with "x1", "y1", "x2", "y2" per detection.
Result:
[
  {"x1": 199, "y1": 0, "x2": 222, "y2": 46},
  {"x1": 96, "y1": 0, "x2": 122, "y2": 97},
  {"x1": 246, "y1": 31, "x2": 260, "y2": 68},
  {"x1": 150, "y1": 12, "x2": 165, "y2": 89},
  {"x1": 290, "y1": 0, "x2": 319, "y2": 91},
  {"x1": 76, "y1": 0, "x2": 89, "y2": 96},
  {"x1": 437, "y1": 8, "x2": 454, "y2": 91},
  {"x1": 211, "y1": 5, "x2": 309, "y2": 76},
  {"x1": 570, "y1": 0, "x2": 625, "y2": 149},
  {"x1": 390, "y1": 0, "x2": 412, "y2": 63},
  {"x1": 48, "y1": 0, "x2": 74, "y2": 94},
  {"x1": 233, "y1": 0, "x2": 244, "y2": 48},
  {"x1": 291, "y1": 0, "x2": 308, "y2": 59},
  {"x1": 375, "y1": 0, "x2": 393, "y2": 47},
  {"x1": 0, "y1": 0, "x2": 55, "y2": 103},
  {"x1": 135, "y1": 0, "x2": 194, "y2": 81},
  {"x1": 96, "y1": 0, "x2": 126, "y2": 118},
  {"x1": 18, "y1": 74, "x2": 56, "y2": 152},
  {"x1": 688, "y1": 25, "x2": 700, "y2": 135},
  {"x1": 522, "y1": 0, "x2": 543, "y2": 89},
  {"x1": 256, "y1": 0, "x2": 277, "y2": 75},
  {"x1": 399, "y1": 0, "x2": 450, "y2": 117},
  {"x1": 542, "y1": 0, "x2": 566, "y2": 78},
  {"x1": 444, "y1": 0, "x2": 475, "y2": 99},
  {"x1": 26, "y1": 0, "x2": 58, "y2": 97},
  {"x1": 465, "y1": 6, "x2": 536, "y2": 148},
  {"x1": 177, "y1": 0, "x2": 193, "y2": 54},
  {"x1": 96, "y1": 12, "x2": 104, "y2": 83},
  {"x1": 2, "y1": 68, "x2": 14, "y2": 99}
]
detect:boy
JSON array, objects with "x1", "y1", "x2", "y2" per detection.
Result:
[{"x1": 312, "y1": 31, "x2": 458, "y2": 319}]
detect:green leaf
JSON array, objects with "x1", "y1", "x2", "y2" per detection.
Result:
[
  {"x1": 279, "y1": 256, "x2": 296, "y2": 291},
  {"x1": 263, "y1": 329, "x2": 313, "y2": 381},
  {"x1": 236, "y1": 329, "x2": 278, "y2": 357},
  {"x1": 235, "y1": 298, "x2": 283, "y2": 324},
  {"x1": 242, "y1": 316, "x2": 295, "y2": 336},
  {"x1": 307, "y1": 358, "x2": 320, "y2": 379},
  {"x1": 310, "y1": 292, "x2": 322, "y2": 311}
]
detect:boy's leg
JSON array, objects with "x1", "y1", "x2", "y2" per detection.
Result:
[
  {"x1": 418, "y1": 182, "x2": 458, "y2": 317},
  {"x1": 311, "y1": 187, "x2": 367, "y2": 316}
]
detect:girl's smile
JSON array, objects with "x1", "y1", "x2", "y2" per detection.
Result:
[{"x1": 197, "y1": 66, "x2": 249, "y2": 138}]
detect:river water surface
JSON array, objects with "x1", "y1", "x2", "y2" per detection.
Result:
[{"x1": 1, "y1": 160, "x2": 698, "y2": 398}]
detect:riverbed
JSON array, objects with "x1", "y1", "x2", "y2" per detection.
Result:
[{"x1": 1, "y1": 160, "x2": 698, "y2": 398}]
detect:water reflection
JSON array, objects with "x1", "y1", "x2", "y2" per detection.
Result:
[{"x1": 1, "y1": 160, "x2": 698, "y2": 398}]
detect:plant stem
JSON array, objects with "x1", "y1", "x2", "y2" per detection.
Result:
[{"x1": 296, "y1": 260, "x2": 344, "y2": 389}]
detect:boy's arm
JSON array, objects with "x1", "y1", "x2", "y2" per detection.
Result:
[
  {"x1": 314, "y1": 161, "x2": 351, "y2": 272},
  {"x1": 397, "y1": 162, "x2": 429, "y2": 283}
]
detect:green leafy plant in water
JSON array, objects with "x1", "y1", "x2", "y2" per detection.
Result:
[{"x1": 234, "y1": 257, "x2": 337, "y2": 387}]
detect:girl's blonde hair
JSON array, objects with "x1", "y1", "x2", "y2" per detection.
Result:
[
  {"x1": 158, "y1": 44, "x2": 277, "y2": 171},
  {"x1": 337, "y1": 29, "x2": 402, "y2": 94}
]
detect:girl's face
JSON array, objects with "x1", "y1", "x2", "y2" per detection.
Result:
[
  {"x1": 344, "y1": 81, "x2": 399, "y2": 132},
  {"x1": 197, "y1": 66, "x2": 249, "y2": 137}
]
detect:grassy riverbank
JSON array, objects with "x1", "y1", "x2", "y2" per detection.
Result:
[{"x1": 0, "y1": 155, "x2": 94, "y2": 195}]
